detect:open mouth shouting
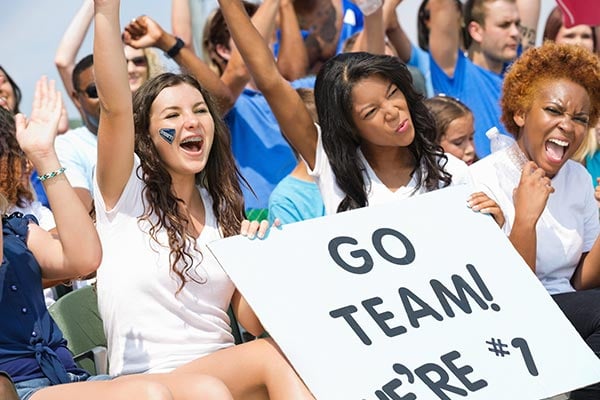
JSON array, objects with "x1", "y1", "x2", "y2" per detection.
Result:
[
  {"x1": 180, "y1": 136, "x2": 204, "y2": 154},
  {"x1": 545, "y1": 137, "x2": 569, "y2": 164}
]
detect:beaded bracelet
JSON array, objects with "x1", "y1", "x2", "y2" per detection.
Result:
[{"x1": 37, "y1": 167, "x2": 66, "y2": 182}]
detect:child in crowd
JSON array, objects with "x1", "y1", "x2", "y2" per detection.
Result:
[
  {"x1": 217, "y1": 0, "x2": 503, "y2": 225},
  {"x1": 268, "y1": 88, "x2": 325, "y2": 225},
  {"x1": 91, "y1": 0, "x2": 316, "y2": 397},
  {"x1": 470, "y1": 42, "x2": 600, "y2": 400},
  {"x1": 0, "y1": 76, "x2": 233, "y2": 400},
  {"x1": 424, "y1": 94, "x2": 477, "y2": 165}
]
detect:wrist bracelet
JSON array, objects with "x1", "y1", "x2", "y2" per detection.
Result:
[
  {"x1": 166, "y1": 37, "x2": 185, "y2": 58},
  {"x1": 37, "y1": 167, "x2": 66, "y2": 182}
]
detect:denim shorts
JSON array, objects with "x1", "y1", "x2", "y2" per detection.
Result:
[{"x1": 15, "y1": 372, "x2": 112, "y2": 400}]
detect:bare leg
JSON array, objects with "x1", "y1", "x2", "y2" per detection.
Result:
[
  {"x1": 31, "y1": 374, "x2": 232, "y2": 400},
  {"x1": 0, "y1": 375, "x2": 18, "y2": 400},
  {"x1": 117, "y1": 373, "x2": 234, "y2": 400},
  {"x1": 31, "y1": 379, "x2": 173, "y2": 400},
  {"x1": 173, "y1": 337, "x2": 315, "y2": 400}
]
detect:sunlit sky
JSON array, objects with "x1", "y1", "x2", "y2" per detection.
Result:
[{"x1": 2, "y1": 0, "x2": 553, "y2": 119}]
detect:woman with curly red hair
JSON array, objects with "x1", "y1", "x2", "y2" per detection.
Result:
[{"x1": 471, "y1": 41, "x2": 600, "y2": 399}]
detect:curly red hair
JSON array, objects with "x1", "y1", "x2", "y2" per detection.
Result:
[{"x1": 501, "y1": 41, "x2": 600, "y2": 138}]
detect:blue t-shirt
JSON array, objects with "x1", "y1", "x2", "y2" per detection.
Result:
[
  {"x1": 586, "y1": 150, "x2": 600, "y2": 187},
  {"x1": 225, "y1": 77, "x2": 316, "y2": 210},
  {"x1": 407, "y1": 43, "x2": 434, "y2": 98},
  {"x1": 30, "y1": 170, "x2": 49, "y2": 209},
  {"x1": 430, "y1": 50, "x2": 507, "y2": 158},
  {"x1": 0, "y1": 213, "x2": 84, "y2": 384},
  {"x1": 268, "y1": 175, "x2": 325, "y2": 225}
]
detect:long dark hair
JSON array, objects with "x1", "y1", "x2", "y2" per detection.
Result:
[
  {"x1": 132, "y1": 73, "x2": 245, "y2": 291},
  {"x1": 314, "y1": 52, "x2": 451, "y2": 213}
]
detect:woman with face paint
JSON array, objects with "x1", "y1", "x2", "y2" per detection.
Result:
[
  {"x1": 92, "y1": 0, "x2": 315, "y2": 398},
  {"x1": 470, "y1": 41, "x2": 600, "y2": 400},
  {"x1": 0, "y1": 76, "x2": 234, "y2": 400}
]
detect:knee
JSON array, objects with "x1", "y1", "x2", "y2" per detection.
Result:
[
  {"x1": 190, "y1": 375, "x2": 233, "y2": 400},
  {"x1": 0, "y1": 375, "x2": 18, "y2": 400},
  {"x1": 137, "y1": 381, "x2": 174, "y2": 400}
]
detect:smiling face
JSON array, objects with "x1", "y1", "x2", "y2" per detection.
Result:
[
  {"x1": 148, "y1": 83, "x2": 215, "y2": 178},
  {"x1": 125, "y1": 45, "x2": 149, "y2": 93},
  {"x1": 0, "y1": 69, "x2": 16, "y2": 112},
  {"x1": 351, "y1": 75, "x2": 415, "y2": 150},
  {"x1": 440, "y1": 113, "x2": 476, "y2": 165},
  {"x1": 515, "y1": 78, "x2": 590, "y2": 178}
]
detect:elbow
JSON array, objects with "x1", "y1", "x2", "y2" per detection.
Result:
[
  {"x1": 75, "y1": 246, "x2": 103, "y2": 279},
  {"x1": 54, "y1": 55, "x2": 71, "y2": 70}
]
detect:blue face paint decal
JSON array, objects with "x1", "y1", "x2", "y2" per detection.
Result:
[{"x1": 159, "y1": 128, "x2": 176, "y2": 144}]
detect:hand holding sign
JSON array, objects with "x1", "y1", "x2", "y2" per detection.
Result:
[{"x1": 208, "y1": 185, "x2": 600, "y2": 399}]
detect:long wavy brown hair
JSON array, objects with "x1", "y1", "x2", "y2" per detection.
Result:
[
  {"x1": 0, "y1": 107, "x2": 33, "y2": 209},
  {"x1": 132, "y1": 73, "x2": 246, "y2": 292}
]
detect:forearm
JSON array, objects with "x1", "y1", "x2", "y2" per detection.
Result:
[
  {"x1": 508, "y1": 219, "x2": 537, "y2": 272},
  {"x1": 157, "y1": 33, "x2": 236, "y2": 114},
  {"x1": 218, "y1": 0, "x2": 281, "y2": 93},
  {"x1": 277, "y1": 0, "x2": 309, "y2": 81},
  {"x1": 93, "y1": 0, "x2": 135, "y2": 205},
  {"x1": 382, "y1": 0, "x2": 411, "y2": 61},
  {"x1": 94, "y1": 0, "x2": 131, "y2": 116},
  {"x1": 351, "y1": 8, "x2": 386, "y2": 54},
  {"x1": 171, "y1": 0, "x2": 195, "y2": 51},
  {"x1": 231, "y1": 290, "x2": 265, "y2": 337},
  {"x1": 516, "y1": 0, "x2": 540, "y2": 51},
  {"x1": 222, "y1": 0, "x2": 281, "y2": 100},
  {"x1": 428, "y1": 0, "x2": 460, "y2": 74},
  {"x1": 572, "y1": 239, "x2": 600, "y2": 290},
  {"x1": 55, "y1": 0, "x2": 94, "y2": 98},
  {"x1": 386, "y1": 24, "x2": 412, "y2": 62},
  {"x1": 33, "y1": 155, "x2": 101, "y2": 277}
]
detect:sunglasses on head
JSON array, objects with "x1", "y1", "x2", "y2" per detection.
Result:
[
  {"x1": 127, "y1": 56, "x2": 148, "y2": 67},
  {"x1": 82, "y1": 83, "x2": 98, "y2": 99}
]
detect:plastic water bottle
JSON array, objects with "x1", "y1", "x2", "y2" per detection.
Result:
[
  {"x1": 487, "y1": 127, "x2": 529, "y2": 184},
  {"x1": 353, "y1": 0, "x2": 382, "y2": 16},
  {"x1": 486, "y1": 126, "x2": 515, "y2": 153}
]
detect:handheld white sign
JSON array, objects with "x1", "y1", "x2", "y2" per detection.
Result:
[{"x1": 208, "y1": 185, "x2": 600, "y2": 399}]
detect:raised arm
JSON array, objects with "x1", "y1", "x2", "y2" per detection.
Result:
[
  {"x1": 383, "y1": 0, "x2": 412, "y2": 62},
  {"x1": 17, "y1": 77, "x2": 101, "y2": 280},
  {"x1": 94, "y1": 0, "x2": 135, "y2": 209},
  {"x1": 220, "y1": 0, "x2": 283, "y2": 107},
  {"x1": 516, "y1": 0, "x2": 540, "y2": 52},
  {"x1": 346, "y1": 6, "x2": 386, "y2": 55},
  {"x1": 428, "y1": 0, "x2": 461, "y2": 76},
  {"x1": 218, "y1": 0, "x2": 318, "y2": 168},
  {"x1": 124, "y1": 15, "x2": 236, "y2": 114},
  {"x1": 171, "y1": 0, "x2": 195, "y2": 53},
  {"x1": 276, "y1": 0, "x2": 309, "y2": 81},
  {"x1": 55, "y1": 0, "x2": 94, "y2": 107}
]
